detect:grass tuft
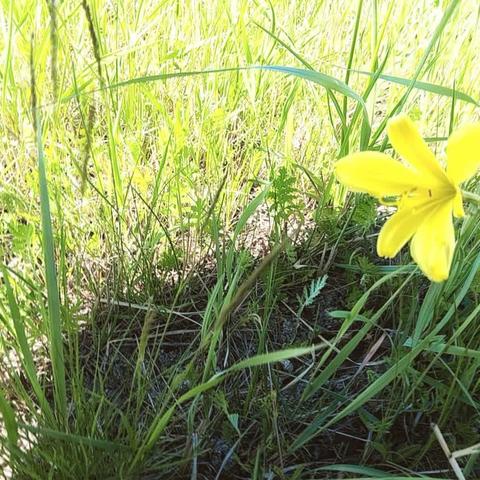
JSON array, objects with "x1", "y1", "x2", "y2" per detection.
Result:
[{"x1": 1, "y1": 1, "x2": 480, "y2": 478}]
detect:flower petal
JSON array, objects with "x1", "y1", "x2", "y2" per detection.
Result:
[
  {"x1": 452, "y1": 190, "x2": 465, "y2": 218},
  {"x1": 335, "y1": 151, "x2": 421, "y2": 198},
  {"x1": 387, "y1": 114, "x2": 449, "y2": 186},
  {"x1": 446, "y1": 122, "x2": 480, "y2": 184},
  {"x1": 410, "y1": 201, "x2": 455, "y2": 282},
  {"x1": 377, "y1": 201, "x2": 435, "y2": 258}
]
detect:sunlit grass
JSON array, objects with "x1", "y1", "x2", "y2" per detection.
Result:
[{"x1": 1, "y1": 0, "x2": 480, "y2": 478}]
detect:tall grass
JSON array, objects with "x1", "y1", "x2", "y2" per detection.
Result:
[{"x1": 1, "y1": 0, "x2": 480, "y2": 478}]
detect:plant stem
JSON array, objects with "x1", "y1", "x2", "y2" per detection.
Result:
[{"x1": 462, "y1": 190, "x2": 480, "y2": 205}]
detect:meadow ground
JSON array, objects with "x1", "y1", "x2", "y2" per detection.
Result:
[{"x1": 1, "y1": 0, "x2": 480, "y2": 478}]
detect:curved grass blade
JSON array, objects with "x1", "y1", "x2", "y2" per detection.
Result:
[
  {"x1": 257, "y1": 65, "x2": 369, "y2": 126},
  {"x1": 351, "y1": 69, "x2": 478, "y2": 106},
  {"x1": 132, "y1": 345, "x2": 317, "y2": 472},
  {"x1": 61, "y1": 65, "x2": 369, "y2": 129}
]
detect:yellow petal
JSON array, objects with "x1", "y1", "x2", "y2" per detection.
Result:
[
  {"x1": 410, "y1": 201, "x2": 455, "y2": 282},
  {"x1": 446, "y1": 122, "x2": 480, "y2": 184},
  {"x1": 377, "y1": 200, "x2": 435, "y2": 258},
  {"x1": 452, "y1": 190, "x2": 465, "y2": 218},
  {"x1": 335, "y1": 151, "x2": 421, "y2": 198},
  {"x1": 387, "y1": 114, "x2": 449, "y2": 187}
]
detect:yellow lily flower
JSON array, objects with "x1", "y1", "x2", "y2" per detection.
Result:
[{"x1": 335, "y1": 114, "x2": 480, "y2": 282}]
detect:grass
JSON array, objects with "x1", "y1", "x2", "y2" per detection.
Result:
[{"x1": 1, "y1": 0, "x2": 480, "y2": 478}]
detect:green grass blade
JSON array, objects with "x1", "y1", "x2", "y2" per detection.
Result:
[
  {"x1": 253, "y1": 22, "x2": 314, "y2": 70},
  {"x1": 342, "y1": 0, "x2": 364, "y2": 118},
  {"x1": 225, "y1": 345, "x2": 316, "y2": 373},
  {"x1": 315, "y1": 463, "x2": 444, "y2": 478},
  {"x1": 0, "y1": 391, "x2": 18, "y2": 447},
  {"x1": 292, "y1": 251, "x2": 480, "y2": 451},
  {"x1": 255, "y1": 65, "x2": 369, "y2": 127},
  {"x1": 232, "y1": 187, "x2": 269, "y2": 244},
  {"x1": 370, "y1": 0, "x2": 461, "y2": 145},
  {"x1": 2, "y1": 267, "x2": 53, "y2": 422},
  {"x1": 134, "y1": 345, "x2": 316, "y2": 471},
  {"x1": 352, "y1": 69, "x2": 478, "y2": 106},
  {"x1": 32, "y1": 90, "x2": 67, "y2": 423},
  {"x1": 18, "y1": 423, "x2": 127, "y2": 451},
  {"x1": 62, "y1": 65, "x2": 369, "y2": 130}
]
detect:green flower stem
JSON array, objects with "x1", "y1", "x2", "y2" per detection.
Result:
[{"x1": 462, "y1": 190, "x2": 480, "y2": 205}]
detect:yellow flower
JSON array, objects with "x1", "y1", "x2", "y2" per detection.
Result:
[{"x1": 335, "y1": 114, "x2": 480, "y2": 282}]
